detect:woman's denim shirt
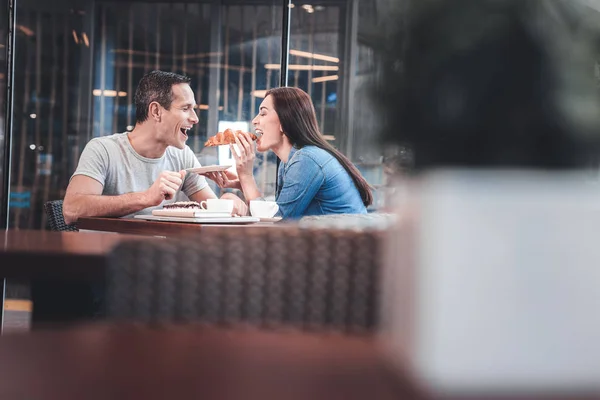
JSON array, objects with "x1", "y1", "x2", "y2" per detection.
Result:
[{"x1": 275, "y1": 145, "x2": 367, "y2": 219}]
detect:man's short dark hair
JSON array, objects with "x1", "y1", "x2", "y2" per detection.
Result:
[{"x1": 134, "y1": 70, "x2": 192, "y2": 124}]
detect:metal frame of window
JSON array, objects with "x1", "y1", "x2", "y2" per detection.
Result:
[
  {"x1": 1, "y1": 0, "x2": 16, "y2": 230},
  {"x1": 276, "y1": 0, "x2": 291, "y2": 191},
  {"x1": 280, "y1": 0, "x2": 291, "y2": 87},
  {"x1": 339, "y1": 0, "x2": 358, "y2": 160}
]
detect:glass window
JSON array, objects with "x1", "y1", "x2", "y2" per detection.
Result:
[
  {"x1": 8, "y1": 0, "x2": 282, "y2": 228},
  {"x1": 0, "y1": 0, "x2": 10, "y2": 226},
  {"x1": 286, "y1": 0, "x2": 391, "y2": 210}
]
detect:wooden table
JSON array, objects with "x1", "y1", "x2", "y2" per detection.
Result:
[
  {"x1": 0, "y1": 229, "x2": 157, "y2": 281},
  {"x1": 78, "y1": 216, "x2": 284, "y2": 236},
  {"x1": 0, "y1": 230, "x2": 159, "y2": 333},
  {"x1": 78, "y1": 216, "x2": 205, "y2": 236},
  {"x1": 0, "y1": 323, "x2": 423, "y2": 400}
]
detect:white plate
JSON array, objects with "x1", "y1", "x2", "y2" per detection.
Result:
[
  {"x1": 134, "y1": 215, "x2": 260, "y2": 224},
  {"x1": 152, "y1": 209, "x2": 232, "y2": 218},
  {"x1": 185, "y1": 165, "x2": 230, "y2": 174}
]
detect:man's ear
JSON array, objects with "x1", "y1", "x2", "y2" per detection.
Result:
[
  {"x1": 149, "y1": 102, "x2": 162, "y2": 122},
  {"x1": 279, "y1": 125, "x2": 284, "y2": 133}
]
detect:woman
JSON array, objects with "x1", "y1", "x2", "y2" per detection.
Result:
[{"x1": 208, "y1": 87, "x2": 372, "y2": 219}]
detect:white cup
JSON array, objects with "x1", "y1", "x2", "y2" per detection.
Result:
[
  {"x1": 249, "y1": 200, "x2": 279, "y2": 218},
  {"x1": 200, "y1": 198, "x2": 234, "y2": 214}
]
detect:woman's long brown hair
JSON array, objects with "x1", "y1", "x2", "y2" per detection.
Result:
[{"x1": 266, "y1": 87, "x2": 373, "y2": 206}]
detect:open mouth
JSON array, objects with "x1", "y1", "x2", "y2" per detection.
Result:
[
  {"x1": 180, "y1": 128, "x2": 190, "y2": 137},
  {"x1": 254, "y1": 130, "x2": 263, "y2": 145}
]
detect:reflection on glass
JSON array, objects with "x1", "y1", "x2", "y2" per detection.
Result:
[
  {"x1": 287, "y1": 0, "x2": 388, "y2": 209},
  {"x1": 9, "y1": 1, "x2": 282, "y2": 228},
  {"x1": 0, "y1": 0, "x2": 7, "y2": 226}
]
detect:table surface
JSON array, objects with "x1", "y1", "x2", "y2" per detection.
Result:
[
  {"x1": 78, "y1": 216, "x2": 284, "y2": 236},
  {"x1": 0, "y1": 230, "x2": 158, "y2": 281},
  {"x1": 0, "y1": 323, "x2": 423, "y2": 400}
]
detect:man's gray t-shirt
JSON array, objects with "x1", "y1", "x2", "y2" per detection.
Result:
[{"x1": 71, "y1": 132, "x2": 209, "y2": 215}]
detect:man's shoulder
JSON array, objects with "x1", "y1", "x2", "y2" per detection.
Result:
[{"x1": 86, "y1": 132, "x2": 128, "y2": 149}]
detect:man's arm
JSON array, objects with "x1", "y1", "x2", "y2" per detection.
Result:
[
  {"x1": 63, "y1": 176, "x2": 150, "y2": 225},
  {"x1": 188, "y1": 186, "x2": 218, "y2": 203},
  {"x1": 219, "y1": 192, "x2": 248, "y2": 216},
  {"x1": 63, "y1": 171, "x2": 185, "y2": 225}
]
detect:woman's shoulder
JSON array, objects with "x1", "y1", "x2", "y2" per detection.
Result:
[
  {"x1": 294, "y1": 145, "x2": 333, "y2": 164},
  {"x1": 296, "y1": 145, "x2": 327, "y2": 155}
]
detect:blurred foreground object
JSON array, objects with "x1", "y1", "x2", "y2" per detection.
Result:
[
  {"x1": 381, "y1": 170, "x2": 600, "y2": 397},
  {"x1": 0, "y1": 324, "x2": 424, "y2": 399},
  {"x1": 377, "y1": 0, "x2": 600, "y2": 397},
  {"x1": 107, "y1": 227, "x2": 384, "y2": 333},
  {"x1": 375, "y1": 0, "x2": 600, "y2": 170}
]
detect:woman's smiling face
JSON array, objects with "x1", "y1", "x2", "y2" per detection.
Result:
[{"x1": 252, "y1": 95, "x2": 284, "y2": 152}]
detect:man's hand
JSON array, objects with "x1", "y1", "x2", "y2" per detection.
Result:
[
  {"x1": 145, "y1": 170, "x2": 186, "y2": 206},
  {"x1": 220, "y1": 192, "x2": 248, "y2": 216}
]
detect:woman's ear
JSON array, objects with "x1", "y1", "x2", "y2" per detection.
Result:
[{"x1": 149, "y1": 102, "x2": 161, "y2": 122}]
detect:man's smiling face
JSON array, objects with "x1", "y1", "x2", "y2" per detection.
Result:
[{"x1": 158, "y1": 83, "x2": 199, "y2": 149}]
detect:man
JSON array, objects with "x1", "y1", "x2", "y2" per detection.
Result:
[{"x1": 63, "y1": 70, "x2": 246, "y2": 224}]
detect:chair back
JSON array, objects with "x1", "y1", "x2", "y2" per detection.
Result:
[
  {"x1": 106, "y1": 227, "x2": 384, "y2": 332},
  {"x1": 43, "y1": 200, "x2": 78, "y2": 232}
]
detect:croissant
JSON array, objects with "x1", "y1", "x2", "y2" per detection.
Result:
[{"x1": 204, "y1": 128, "x2": 258, "y2": 147}]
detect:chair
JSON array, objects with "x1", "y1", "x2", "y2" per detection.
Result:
[
  {"x1": 43, "y1": 200, "x2": 78, "y2": 232},
  {"x1": 106, "y1": 227, "x2": 384, "y2": 333}
]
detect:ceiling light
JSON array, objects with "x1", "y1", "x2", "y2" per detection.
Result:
[
  {"x1": 93, "y1": 89, "x2": 127, "y2": 97},
  {"x1": 16, "y1": 25, "x2": 35, "y2": 37},
  {"x1": 307, "y1": 8, "x2": 314, "y2": 13},
  {"x1": 29, "y1": 144, "x2": 36, "y2": 150},
  {"x1": 82, "y1": 32, "x2": 89, "y2": 47},
  {"x1": 301, "y1": 4, "x2": 313, "y2": 10},
  {"x1": 265, "y1": 64, "x2": 338, "y2": 71},
  {"x1": 252, "y1": 90, "x2": 268, "y2": 98},
  {"x1": 288, "y1": 3, "x2": 295, "y2": 8},
  {"x1": 323, "y1": 135, "x2": 335, "y2": 141},
  {"x1": 289, "y1": 49, "x2": 339, "y2": 63},
  {"x1": 312, "y1": 75, "x2": 338, "y2": 83},
  {"x1": 72, "y1": 30, "x2": 79, "y2": 44},
  {"x1": 29, "y1": 113, "x2": 37, "y2": 119}
]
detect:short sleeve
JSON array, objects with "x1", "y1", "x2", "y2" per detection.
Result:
[
  {"x1": 71, "y1": 138, "x2": 110, "y2": 186},
  {"x1": 181, "y1": 146, "x2": 209, "y2": 197}
]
